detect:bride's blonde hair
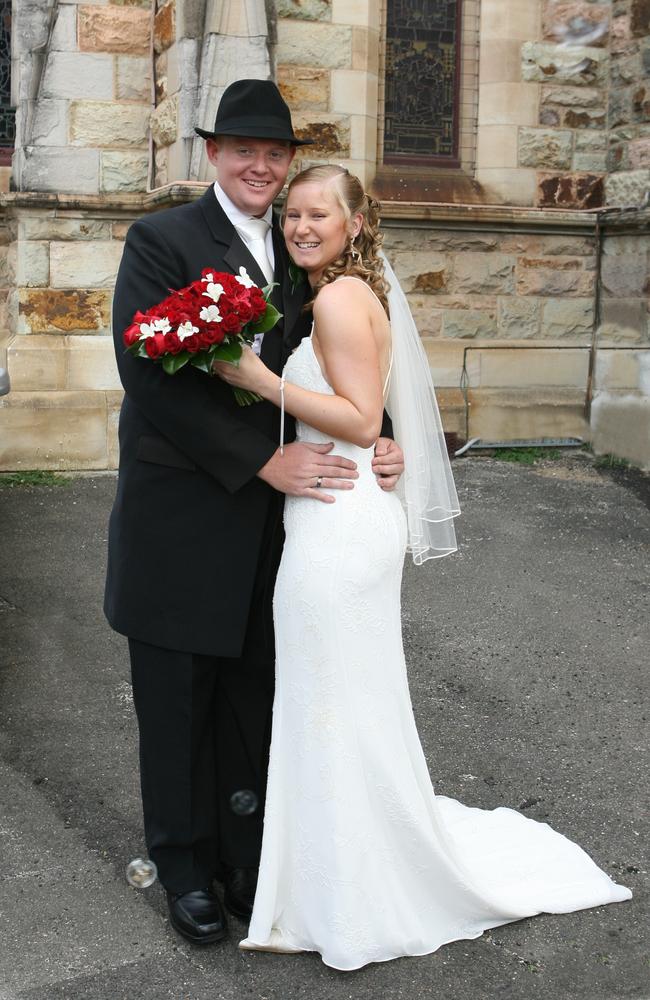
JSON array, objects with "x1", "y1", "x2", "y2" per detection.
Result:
[{"x1": 285, "y1": 164, "x2": 390, "y2": 315}]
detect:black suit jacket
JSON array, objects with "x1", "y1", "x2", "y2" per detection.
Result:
[{"x1": 104, "y1": 188, "x2": 311, "y2": 656}]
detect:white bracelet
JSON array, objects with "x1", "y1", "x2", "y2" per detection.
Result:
[{"x1": 279, "y1": 373, "x2": 286, "y2": 456}]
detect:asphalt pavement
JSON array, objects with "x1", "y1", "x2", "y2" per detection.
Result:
[{"x1": 0, "y1": 453, "x2": 648, "y2": 1000}]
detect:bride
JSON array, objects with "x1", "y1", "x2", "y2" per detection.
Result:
[{"x1": 215, "y1": 164, "x2": 631, "y2": 971}]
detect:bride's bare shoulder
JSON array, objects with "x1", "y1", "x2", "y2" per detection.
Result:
[{"x1": 313, "y1": 277, "x2": 372, "y2": 318}]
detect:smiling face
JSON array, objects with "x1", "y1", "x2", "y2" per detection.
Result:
[
  {"x1": 206, "y1": 136, "x2": 296, "y2": 217},
  {"x1": 283, "y1": 181, "x2": 362, "y2": 285}
]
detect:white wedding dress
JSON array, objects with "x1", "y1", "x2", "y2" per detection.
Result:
[{"x1": 240, "y1": 330, "x2": 631, "y2": 971}]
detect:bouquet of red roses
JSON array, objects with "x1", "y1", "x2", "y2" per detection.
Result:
[{"x1": 123, "y1": 266, "x2": 281, "y2": 405}]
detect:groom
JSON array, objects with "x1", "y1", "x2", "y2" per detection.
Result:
[{"x1": 105, "y1": 79, "x2": 403, "y2": 946}]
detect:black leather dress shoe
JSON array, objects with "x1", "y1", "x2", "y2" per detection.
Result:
[
  {"x1": 167, "y1": 888, "x2": 228, "y2": 945},
  {"x1": 223, "y1": 867, "x2": 258, "y2": 920}
]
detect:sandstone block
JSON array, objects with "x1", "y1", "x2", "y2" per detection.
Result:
[
  {"x1": 540, "y1": 85, "x2": 603, "y2": 108},
  {"x1": 542, "y1": 1, "x2": 610, "y2": 45},
  {"x1": 154, "y1": 0, "x2": 175, "y2": 54},
  {"x1": 605, "y1": 168, "x2": 650, "y2": 205},
  {"x1": 18, "y1": 288, "x2": 112, "y2": 334},
  {"x1": 50, "y1": 242, "x2": 124, "y2": 289},
  {"x1": 0, "y1": 391, "x2": 109, "y2": 471},
  {"x1": 277, "y1": 0, "x2": 332, "y2": 19},
  {"x1": 50, "y1": 4, "x2": 77, "y2": 51},
  {"x1": 15, "y1": 242, "x2": 49, "y2": 288},
  {"x1": 518, "y1": 128, "x2": 573, "y2": 169},
  {"x1": 331, "y1": 69, "x2": 377, "y2": 116},
  {"x1": 517, "y1": 261, "x2": 594, "y2": 297},
  {"x1": 17, "y1": 218, "x2": 113, "y2": 242},
  {"x1": 7, "y1": 336, "x2": 66, "y2": 391},
  {"x1": 101, "y1": 151, "x2": 149, "y2": 192},
  {"x1": 591, "y1": 394, "x2": 650, "y2": 471},
  {"x1": 596, "y1": 349, "x2": 648, "y2": 390},
  {"x1": 602, "y1": 254, "x2": 649, "y2": 298},
  {"x1": 497, "y1": 296, "x2": 542, "y2": 339},
  {"x1": 521, "y1": 42, "x2": 608, "y2": 87},
  {"x1": 600, "y1": 299, "x2": 648, "y2": 343},
  {"x1": 277, "y1": 20, "x2": 352, "y2": 69},
  {"x1": 468, "y1": 388, "x2": 588, "y2": 443},
  {"x1": 406, "y1": 299, "x2": 443, "y2": 338},
  {"x1": 539, "y1": 107, "x2": 561, "y2": 127},
  {"x1": 350, "y1": 114, "x2": 377, "y2": 161},
  {"x1": 479, "y1": 348, "x2": 588, "y2": 388},
  {"x1": 421, "y1": 340, "x2": 477, "y2": 388},
  {"x1": 478, "y1": 83, "x2": 539, "y2": 126},
  {"x1": 575, "y1": 130, "x2": 608, "y2": 152},
  {"x1": 476, "y1": 124, "x2": 519, "y2": 169},
  {"x1": 628, "y1": 137, "x2": 650, "y2": 168},
  {"x1": 26, "y1": 99, "x2": 69, "y2": 147},
  {"x1": 292, "y1": 114, "x2": 350, "y2": 155},
  {"x1": 107, "y1": 390, "x2": 124, "y2": 470},
  {"x1": 451, "y1": 254, "x2": 516, "y2": 295},
  {"x1": 631, "y1": 0, "x2": 650, "y2": 37},
  {"x1": 79, "y1": 3, "x2": 150, "y2": 54},
  {"x1": 70, "y1": 101, "x2": 150, "y2": 148},
  {"x1": 352, "y1": 25, "x2": 380, "y2": 75},
  {"x1": 278, "y1": 67, "x2": 329, "y2": 110},
  {"x1": 442, "y1": 309, "x2": 498, "y2": 339},
  {"x1": 65, "y1": 336, "x2": 121, "y2": 390},
  {"x1": 41, "y1": 52, "x2": 114, "y2": 100},
  {"x1": 333, "y1": 0, "x2": 380, "y2": 29},
  {"x1": 150, "y1": 95, "x2": 178, "y2": 147},
  {"x1": 116, "y1": 55, "x2": 153, "y2": 101},
  {"x1": 574, "y1": 150, "x2": 608, "y2": 171},
  {"x1": 537, "y1": 172, "x2": 604, "y2": 209},
  {"x1": 14, "y1": 147, "x2": 100, "y2": 196},
  {"x1": 390, "y1": 251, "x2": 448, "y2": 293},
  {"x1": 540, "y1": 298, "x2": 594, "y2": 339},
  {"x1": 563, "y1": 108, "x2": 607, "y2": 129}
]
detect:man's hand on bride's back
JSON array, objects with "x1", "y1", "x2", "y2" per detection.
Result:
[
  {"x1": 372, "y1": 438, "x2": 404, "y2": 492},
  {"x1": 257, "y1": 442, "x2": 358, "y2": 503}
]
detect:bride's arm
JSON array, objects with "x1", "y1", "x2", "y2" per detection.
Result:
[{"x1": 215, "y1": 281, "x2": 385, "y2": 449}]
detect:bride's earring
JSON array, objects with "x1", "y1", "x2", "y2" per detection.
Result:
[{"x1": 349, "y1": 236, "x2": 362, "y2": 264}]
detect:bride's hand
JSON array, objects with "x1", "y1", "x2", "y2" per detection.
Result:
[
  {"x1": 213, "y1": 346, "x2": 275, "y2": 397},
  {"x1": 372, "y1": 437, "x2": 404, "y2": 491}
]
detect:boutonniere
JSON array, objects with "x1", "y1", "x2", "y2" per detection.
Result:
[{"x1": 288, "y1": 260, "x2": 307, "y2": 294}]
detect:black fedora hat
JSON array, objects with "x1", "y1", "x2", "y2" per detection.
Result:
[{"x1": 194, "y1": 78, "x2": 313, "y2": 146}]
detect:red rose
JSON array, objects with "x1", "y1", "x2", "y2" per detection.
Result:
[
  {"x1": 123, "y1": 323, "x2": 141, "y2": 347},
  {"x1": 221, "y1": 313, "x2": 241, "y2": 333},
  {"x1": 164, "y1": 331, "x2": 183, "y2": 355},
  {"x1": 145, "y1": 332, "x2": 166, "y2": 359},
  {"x1": 202, "y1": 325, "x2": 225, "y2": 345},
  {"x1": 184, "y1": 335, "x2": 201, "y2": 354}
]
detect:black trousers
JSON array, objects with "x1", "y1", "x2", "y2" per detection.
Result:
[{"x1": 128, "y1": 496, "x2": 284, "y2": 894}]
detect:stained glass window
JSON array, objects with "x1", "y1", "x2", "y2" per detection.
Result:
[
  {"x1": 0, "y1": 0, "x2": 14, "y2": 149},
  {"x1": 383, "y1": 0, "x2": 462, "y2": 167}
]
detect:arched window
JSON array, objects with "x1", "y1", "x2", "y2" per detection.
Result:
[{"x1": 0, "y1": 0, "x2": 14, "y2": 165}]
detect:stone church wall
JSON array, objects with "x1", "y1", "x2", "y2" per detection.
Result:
[{"x1": 0, "y1": 0, "x2": 648, "y2": 471}]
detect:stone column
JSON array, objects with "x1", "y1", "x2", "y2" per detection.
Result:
[
  {"x1": 186, "y1": 0, "x2": 271, "y2": 182},
  {"x1": 475, "y1": 0, "x2": 542, "y2": 205}
]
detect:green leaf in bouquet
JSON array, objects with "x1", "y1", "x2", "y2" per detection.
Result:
[
  {"x1": 248, "y1": 303, "x2": 282, "y2": 336},
  {"x1": 162, "y1": 352, "x2": 190, "y2": 374},
  {"x1": 189, "y1": 353, "x2": 214, "y2": 374},
  {"x1": 212, "y1": 340, "x2": 243, "y2": 364}
]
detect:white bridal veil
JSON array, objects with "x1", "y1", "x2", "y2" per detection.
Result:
[{"x1": 381, "y1": 252, "x2": 460, "y2": 562}]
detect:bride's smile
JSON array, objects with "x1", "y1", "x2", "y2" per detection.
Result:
[{"x1": 283, "y1": 182, "x2": 362, "y2": 285}]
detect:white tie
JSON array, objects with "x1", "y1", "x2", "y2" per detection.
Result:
[{"x1": 235, "y1": 217, "x2": 274, "y2": 286}]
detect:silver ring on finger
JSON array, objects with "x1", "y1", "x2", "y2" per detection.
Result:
[{"x1": 315, "y1": 476, "x2": 323, "y2": 488}]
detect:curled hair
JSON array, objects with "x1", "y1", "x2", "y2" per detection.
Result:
[{"x1": 285, "y1": 164, "x2": 390, "y2": 315}]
